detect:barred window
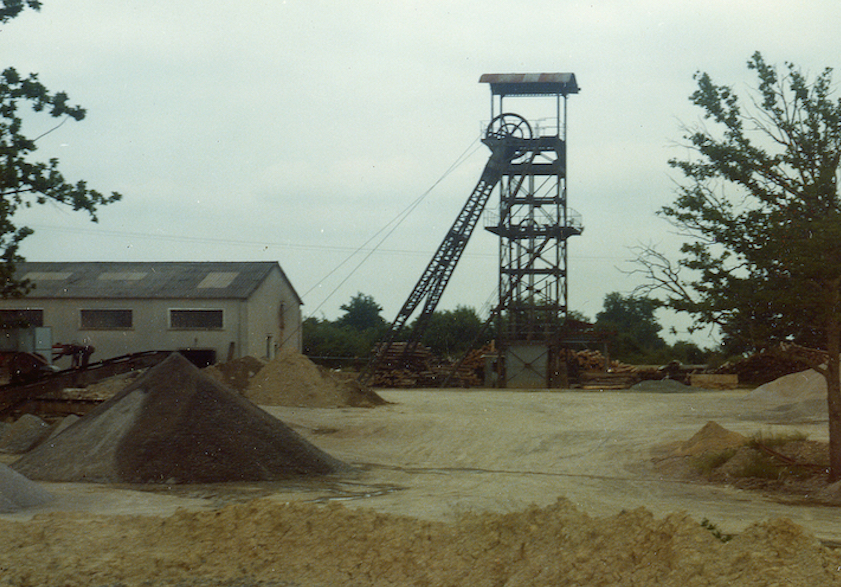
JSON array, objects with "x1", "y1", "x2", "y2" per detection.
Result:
[
  {"x1": 80, "y1": 309, "x2": 133, "y2": 329},
  {"x1": 0, "y1": 309, "x2": 44, "y2": 328}
]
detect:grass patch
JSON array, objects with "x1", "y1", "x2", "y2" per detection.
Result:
[
  {"x1": 747, "y1": 430, "x2": 809, "y2": 450},
  {"x1": 692, "y1": 448, "x2": 738, "y2": 475},
  {"x1": 737, "y1": 452, "x2": 787, "y2": 480},
  {"x1": 700, "y1": 518, "x2": 734, "y2": 543},
  {"x1": 691, "y1": 430, "x2": 815, "y2": 481}
]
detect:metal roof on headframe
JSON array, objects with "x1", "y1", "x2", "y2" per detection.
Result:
[{"x1": 479, "y1": 73, "x2": 579, "y2": 97}]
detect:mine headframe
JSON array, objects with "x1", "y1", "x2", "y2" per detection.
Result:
[
  {"x1": 481, "y1": 73, "x2": 583, "y2": 388},
  {"x1": 362, "y1": 73, "x2": 581, "y2": 388}
]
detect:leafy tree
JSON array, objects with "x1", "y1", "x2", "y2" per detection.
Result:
[
  {"x1": 418, "y1": 305, "x2": 488, "y2": 358},
  {"x1": 1, "y1": 1, "x2": 121, "y2": 297},
  {"x1": 301, "y1": 317, "x2": 370, "y2": 362},
  {"x1": 595, "y1": 292, "x2": 665, "y2": 362},
  {"x1": 634, "y1": 53, "x2": 841, "y2": 480},
  {"x1": 1, "y1": 0, "x2": 40, "y2": 21},
  {"x1": 303, "y1": 293, "x2": 388, "y2": 364},
  {"x1": 336, "y1": 292, "x2": 387, "y2": 332}
]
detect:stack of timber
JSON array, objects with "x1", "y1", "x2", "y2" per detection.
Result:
[
  {"x1": 564, "y1": 349, "x2": 640, "y2": 389},
  {"x1": 369, "y1": 343, "x2": 487, "y2": 388},
  {"x1": 454, "y1": 345, "x2": 491, "y2": 388},
  {"x1": 569, "y1": 349, "x2": 624, "y2": 372},
  {"x1": 578, "y1": 371, "x2": 638, "y2": 390}
]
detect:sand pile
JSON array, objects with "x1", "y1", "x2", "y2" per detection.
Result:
[
  {"x1": 672, "y1": 421, "x2": 748, "y2": 457},
  {"x1": 749, "y1": 368, "x2": 828, "y2": 404},
  {"x1": 244, "y1": 347, "x2": 386, "y2": 408},
  {"x1": 746, "y1": 368, "x2": 830, "y2": 422},
  {"x1": 203, "y1": 355, "x2": 266, "y2": 392},
  {"x1": 66, "y1": 369, "x2": 144, "y2": 401},
  {"x1": 11, "y1": 353, "x2": 348, "y2": 483},
  {"x1": 0, "y1": 464, "x2": 52, "y2": 513},
  {"x1": 1, "y1": 497, "x2": 839, "y2": 586}
]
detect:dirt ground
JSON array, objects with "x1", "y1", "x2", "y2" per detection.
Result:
[{"x1": 2, "y1": 387, "x2": 841, "y2": 586}]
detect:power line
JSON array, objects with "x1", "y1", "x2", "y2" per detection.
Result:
[
  {"x1": 301, "y1": 138, "x2": 483, "y2": 316},
  {"x1": 28, "y1": 221, "x2": 625, "y2": 262}
]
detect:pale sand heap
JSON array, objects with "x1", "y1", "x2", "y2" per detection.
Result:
[
  {"x1": 1, "y1": 497, "x2": 839, "y2": 587},
  {"x1": 672, "y1": 421, "x2": 748, "y2": 457},
  {"x1": 11, "y1": 353, "x2": 348, "y2": 483},
  {"x1": 749, "y1": 368, "x2": 829, "y2": 404},
  {"x1": 244, "y1": 346, "x2": 386, "y2": 408},
  {"x1": 203, "y1": 355, "x2": 266, "y2": 393},
  {"x1": 746, "y1": 368, "x2": 830, "y2": 422}
]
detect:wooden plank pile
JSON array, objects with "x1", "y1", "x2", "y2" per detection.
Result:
[
  {"x1": 368, "y1": 342, "x2": 436, "y2": 388},
  {"x1": 566, "y1": 349, "x2": 637, "y2": 375},
  {"x1": 578, "y1": 371, "x2": 638, "y2": 390},
  {"x1": 369, "y1": 343, "x2": 490, "y2": 388}
]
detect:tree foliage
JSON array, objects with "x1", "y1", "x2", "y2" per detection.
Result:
[
  {"x1": 634, "y1": 52, "x2": 841, "y2": 479},
  {"x1": 637, "y1": 53, "x2": 841, "y2": 350},
  {"x1": 1, "y1": 1, "x2": 121, "y2": 296},
  {"x1": 418, "y1": 305, "x2": 489, "y2": 358},
  {"x1": 336, "y1": 292, "x2": 387, "y2": 332},
  {"x1": 303, "y1": 293, "x2": 490, "y2": 364},
  {"x1": 1, "y1": 0, "x2": 40, "y2": 22},
  {"x1": 303, "y1": 293, "x2": 388, "y2": 364},
  {"x1": 595, "y1": 292, "x2": 665, "y2": 360}
]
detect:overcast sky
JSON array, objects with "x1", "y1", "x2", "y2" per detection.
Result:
[{"x1": 4, "y1": 1, "x2": 841, "y2": 346}]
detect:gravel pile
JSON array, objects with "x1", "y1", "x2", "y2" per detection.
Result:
[
  {"x1": 11, "y1": 353, "x2": 349, "y2": 483},
  {"x1": 0, "y1": 463, "x2": 52, "y2": 513}
]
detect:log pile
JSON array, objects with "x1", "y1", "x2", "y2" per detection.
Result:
[
  {"x1": 369, "y1": 343, "x2": 486, "y2": 388},
  {"x1": 565, "y1": 349, "x2": 637, "y2": 376},
  {"x1": 369, "y1": 345, "x2": 690, "y2": 390},
  {"x1": 368, "y1": 342, "x2": 436, "y2": 388},
  {"x1": 578, "y1": 371, "x2": 638, "y2": 390}
]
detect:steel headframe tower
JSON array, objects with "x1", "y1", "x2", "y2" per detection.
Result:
[{"x1": 480, "y1": 73, "x2": 583, "y2": 388}]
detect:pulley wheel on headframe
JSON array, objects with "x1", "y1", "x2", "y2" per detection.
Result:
[{"x1": 485, "y1": 113, "x2": 532, "y2": 141}]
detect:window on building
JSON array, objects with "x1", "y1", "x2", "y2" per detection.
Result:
[
  {"x1": 80, "y1": 309, "x2": 133, "y2": 329},
  {"x1": 169, "y1": 309, "x2": 224, "y2": 329},
  {"x1": 0, "y1": 309, "x2": 44, "y2": 328}
]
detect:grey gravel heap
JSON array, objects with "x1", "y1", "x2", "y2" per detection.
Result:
[{"x1": 12, "y1": 353, "x2": 348, "y2": 483}]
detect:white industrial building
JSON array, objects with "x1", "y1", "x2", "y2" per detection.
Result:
[{"x1": 0, "y1": 261, "x2": 302, "y2": 367}]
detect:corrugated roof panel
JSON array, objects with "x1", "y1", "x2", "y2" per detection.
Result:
[{"x1": 99, "y1": 272, "x2": 148, "y2": 281}]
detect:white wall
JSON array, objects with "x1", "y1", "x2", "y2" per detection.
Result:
[{"x1": 0, "y1": 277, "x2": 302, "y2": 366}]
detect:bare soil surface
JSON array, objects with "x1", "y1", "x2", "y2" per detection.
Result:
[{"x1": 3, "y1": 388, "x2": 841, "y2": 586}]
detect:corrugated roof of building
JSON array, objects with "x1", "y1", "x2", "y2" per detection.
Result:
[
  {"x1": 12, "y1": 261, "x2": 302, "y2": 303},
  {"x1": 479, "y1": 73, "x2": 579, "y2": 96}
]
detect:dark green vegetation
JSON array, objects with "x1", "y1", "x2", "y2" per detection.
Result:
[
  {"x1": 699, "y1": 518, "x2": 734, "y2": 543},
  {"x1": 305, "y1": 291, "x2": 710, "y2": 367},
  {"x1": 635, "y1": 53, "x2": 841, "y2": 480},
  {"x1": 593, "y1": 292, "x2": 709, "y2": 365},
  {"x1": 1, "y1": 1, "x2": 121, "y2": 296},
  {"x1": 303, "y1": 292, "x2": 491, "y2": 366}
]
